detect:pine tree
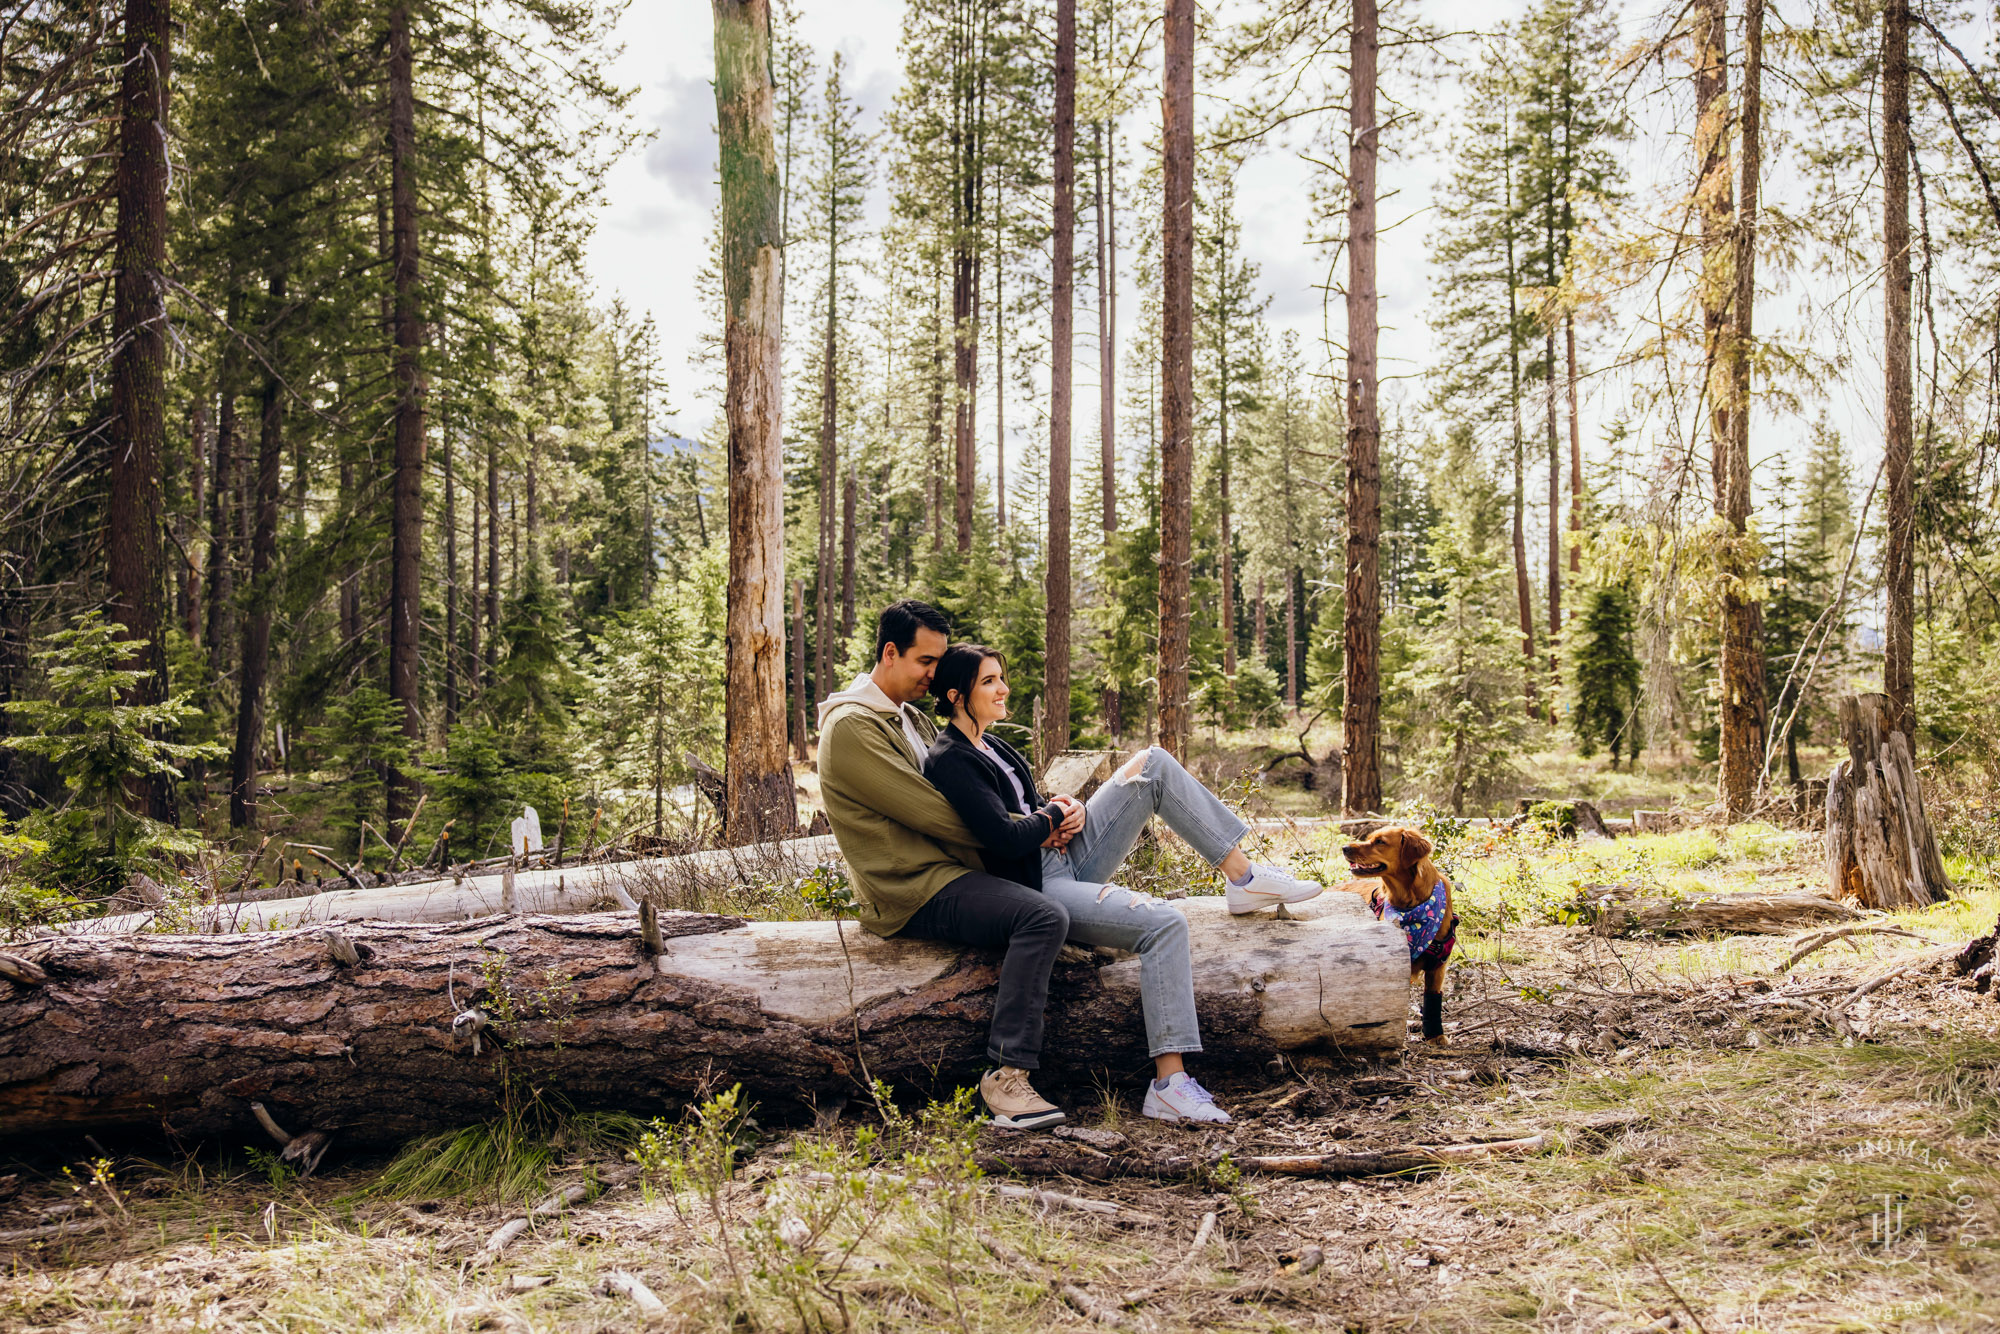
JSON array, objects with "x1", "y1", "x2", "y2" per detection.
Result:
[{"x1": 1571, "y1": 583, "x2": 1642, "y2": 768}]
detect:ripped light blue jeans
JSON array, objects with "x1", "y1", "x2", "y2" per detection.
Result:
[{"x1": 1039, "y1": 746, "x2": 1252, "y2": 1057}]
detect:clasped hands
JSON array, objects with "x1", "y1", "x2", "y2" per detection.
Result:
[{"x1": 1040, "y1": 793, "x2": 1086, "y2": 851}]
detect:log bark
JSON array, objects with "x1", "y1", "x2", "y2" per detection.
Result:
[
  {"x1": 1825, "y1": 692, "x2": 1950, "y2": 910},
  {"x1": 1, "y1": 896, "x2": 1405, "y2": 1142}
]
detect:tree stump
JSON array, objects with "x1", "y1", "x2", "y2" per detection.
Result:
[{"x1": 1825, "y1": 693, "x2": 1951, "y2": 910}]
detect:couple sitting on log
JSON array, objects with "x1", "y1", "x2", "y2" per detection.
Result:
[{"x1": 816, "y1": 599, "x2": 1325, "y2": 1131}]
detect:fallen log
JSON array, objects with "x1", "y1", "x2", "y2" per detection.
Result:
[
  {"x1": 0, "y1": 896, "x2": 1405, "y2": 1142},
  {"x1": 1576, "y1": 884, "x2": 1864, "y2": 936},
  {"x1": 75, "y1": 836, "x2": 844, "y2": 934}
]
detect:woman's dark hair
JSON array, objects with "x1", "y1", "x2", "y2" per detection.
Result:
[{"x1": 932, "y1": 643, "x2": 1006, "y2": 721}]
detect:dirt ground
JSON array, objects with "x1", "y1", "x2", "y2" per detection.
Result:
[{"x1": 5, "y1": 828, "x2": 1999, "y2": 1333}]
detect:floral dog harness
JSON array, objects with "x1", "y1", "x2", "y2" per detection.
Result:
[{"x1": 1373, "y1": 877, "x2": 1457, "y2": 969}]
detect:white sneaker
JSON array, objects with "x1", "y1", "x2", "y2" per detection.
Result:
[
  {"x1": 1225, "y1": 863, "x2": 1324, "y2": 915},
  {"x1": 1142, "y1": 1072, "x2": 1231, "y2": 1123}
]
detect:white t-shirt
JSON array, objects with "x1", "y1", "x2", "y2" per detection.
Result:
[{"x1": 896, "y1": 706, "x2": 930, "y2": 765}]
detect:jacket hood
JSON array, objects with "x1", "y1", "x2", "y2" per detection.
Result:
[{"x1": 817, "y1": 672, "x2": 914, "y2": 729}]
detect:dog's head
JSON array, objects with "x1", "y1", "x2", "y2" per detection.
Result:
[{"x1": 1340, "y1": 826, "x2": 1434, "y2": 880}]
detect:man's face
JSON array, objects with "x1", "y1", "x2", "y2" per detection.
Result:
[{"x1": 877, "y1": 627, "x2": 948, "y2": 704}]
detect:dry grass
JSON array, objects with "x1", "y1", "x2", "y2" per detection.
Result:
[{"x1": 6, "y1": 811, "x2": 1998, "y2": 1332}]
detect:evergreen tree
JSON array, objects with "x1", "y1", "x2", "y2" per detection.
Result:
[{"x1": 1571, "y1": 583, "x2": 1642, "y2": 768}]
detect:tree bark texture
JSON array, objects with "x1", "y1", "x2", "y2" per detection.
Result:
[
  {"x1": 1157, "y1": 0, "x2": 1194, "y2": 762},
  {"x1": 840, "y1": 467, "x2": 856, "y2": 642},
  {"x1": 816, "y1": 206, "x2": 838, "y2": 716},
  {"x1": 1045, "y1": 0, "x2": 1075, "y2": 765},
  {"x1": 790, "y1": 577, "x2": 808, "y2": 761},
  {"x1": 1566, "y1": 316, "x2": 1582, "y2": 575},
  {"x1": 1096, "y1": 118, "x2": 1117, "y2": 534},
  {"x1": 386, "y1": 1, "x2": 428, "y2": 821},
  {"x1": 1825, "y1": 693, "x2": 1950, "y2": 910},
  {"x1": 714, "y1": 0, "x2": 799, "y2": 844},
  {"x1": 5, "y1": 897, "x2": 1406, "y2": 1141},
  {"x1": 230, "y1": 280, "x2": 285, "y2": 831},
  {"x1": 1881, "y1": 0, "x2": 1915, "y2": 739},
  {"x1": 1342, "y1": 0, "x2": 1382, "y2": 815},
  {"x1": 1719, "y1": 0, "x2": 1767, "y2": 815},
  {"x1": 108, "y1": 0, "x2": 173, "y2": 822},
  {"x1": 204, "y1": 335, "x2": 238, "y2": 683}
]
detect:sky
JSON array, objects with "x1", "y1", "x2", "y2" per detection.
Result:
[
  {"x1": 585, "y1": 0, "x2": 1491, "y2": 456},
  {"x1": 582, "y1": 0, "x2": 2000, "y2": 562}
]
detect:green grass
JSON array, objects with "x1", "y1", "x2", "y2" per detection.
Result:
[{"x1": 365, "y1": 1109, "x2": 647, "y2": 1204}]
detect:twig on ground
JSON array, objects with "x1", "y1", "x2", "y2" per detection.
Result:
[
  {"x1": 596, "y1": 1269, "x2": 666, "y2": 1316},
  {"x1": 1122, "y1": 1210, "x2": 1215, "y2": 1305},
  {"x1": 0, "y1": 1218, "x2": 106, "y2": 1245},
  {"x1": 1059, "y1": 1281, "x2": 1133, "y2": 1328},
  {"x1": 1780, "y1": 924, "x2": 1935, "y2": 972},
  {"x1": 798, "y1": 1169, "x2": 1162, "y2": 1225},
  {"x1": 1234, "y1": 1131, "x2": 1549, "y2": 1178}
]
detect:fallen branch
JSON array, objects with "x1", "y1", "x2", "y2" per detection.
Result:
[
  {"x1": 1780, "y1": 924, "x2": 1935, "y2": 972},
  {"x1": 1122, "y1": 1210, "x2": 1215, "y2": 1305},
  {"x1": 596, "y1": 1269, "x2": 666, "y2": 1316},
  {"x1": 481, "y1": 1171, "x2": 631, "y2": 1259},
  {"x1": 1234, "y1": 1131, "x2": 1549, "y2": 1178},
  {"x1": 1060, "y1": 1282, "x2": 1134, "y2": 1328},
  {"x1": 799, "y1": 1169, "x2": 1162, "y2": 1226},
  {"x1": 0, "y1": 1217, "x2": 106, "y2": 1245}
]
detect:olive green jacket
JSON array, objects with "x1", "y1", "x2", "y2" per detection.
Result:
[{"x1": 815, "y1": 674, "x2": 984, "y2": 936}]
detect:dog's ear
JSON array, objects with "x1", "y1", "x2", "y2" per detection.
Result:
[{"x1": 1398, "y1": 828, "x2": 1434, "y2": 868}]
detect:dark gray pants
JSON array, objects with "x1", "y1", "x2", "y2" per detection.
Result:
[{"x1": 898, "y1": 871, "x2": 1068, "y2": 1070}]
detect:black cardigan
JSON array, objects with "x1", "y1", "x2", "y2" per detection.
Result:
[{"x1": 923, "y1": 724, "x2": 1064, "y2": 891}]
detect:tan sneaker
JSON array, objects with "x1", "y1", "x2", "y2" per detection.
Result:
[{"x1": 979, "y1": 1066, "x2": 1067, "y2": 1130}]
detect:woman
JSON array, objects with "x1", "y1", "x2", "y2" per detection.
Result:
[{"x1": 923, "y1": 644, "x2": 1325, "y2": 1123}]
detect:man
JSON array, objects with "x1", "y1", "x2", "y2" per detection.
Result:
[{"x1": 816, "y1": 599, "x2": 1074, "y2": 1130}]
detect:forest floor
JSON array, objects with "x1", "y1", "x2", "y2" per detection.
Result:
[{"x1": 4, "y1": 822, "x2": 1999, "y2": 1333}]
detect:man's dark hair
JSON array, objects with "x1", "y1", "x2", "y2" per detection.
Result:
[
  {"x1": 932, "y1": 643, "x2": 1005, "y2": 720},
  {"x1": 875, "y1": 599, "x2": 950, "y2": 662}
]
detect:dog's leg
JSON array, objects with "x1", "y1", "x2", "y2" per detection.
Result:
[{"x1": 1421, "y1": 967, "x2": 1446, "y2": 1043}]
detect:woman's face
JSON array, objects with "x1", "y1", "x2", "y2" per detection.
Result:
[{"x1": 957, "y1": 656, "x2": 1009, "y2": 728}]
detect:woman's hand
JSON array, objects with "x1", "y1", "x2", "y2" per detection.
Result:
[{"x1": 1051, "y1": 794, "x2": 1086, "y2": 835}]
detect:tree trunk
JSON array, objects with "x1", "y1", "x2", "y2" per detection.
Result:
[
  {"x1": 1253, "y1": 574, "x2": 1267, "y2": 663},
  {"x1": 1881, "y1": 0, "x2": 1915, "y2": 739},
  {"x1": 182, "y1": 397, "x2": 205, "y2": 644},
  {"x1": 1285, "y1": 567, "x2": 1298, "y2": 711},
  {"x1": 1503, "y1": 103, "x2": 1536, "y2": 718},
  {"x1": 231, "y1": 283, "x2": 285, "y2": 831},
  {"x1": 816, "y1": 197, "x2": 838, "y2": 719},
  {"x1": 205, "y1": 333, "x2": 238, "y2": 689},
  {"x1": 714, "y1": 0, "x2": 799, "y2": 844},
  {"x1": 485, "y1": 438, "x2": 500, "y2": 684},
  {"x1": 1825, "y1": 693, "x2": 1950, "y2": 909},
  {"x1": 994, "y1": 185, "x2": 1007, "y2": 530},
  {"x1": 7, "y1": 898, "x2": 1406, "y2": 1141},
  {"x1": 1544, "y1": 320, "x2": 1560, "y2": 719},
  {"x1": 791, "y1": 577, "x2": 808, "y2": 761},
  {"x1": 1045, "y1": 0, "x2": 1076, "y2": 765},
  {"x1": 1157, "y1": 0, "x2": 1194, "y2": 762},
  {"x1": 1218, "y1": 222, "x2": 1236, "y2": 678},
  {"x1": 386, "y1": 0, "x2": 427, "y2": 818},
  {"x1": 951, "y1": 42, "x2": 981, "y2": 556},
  {"x1": 1341, "y1": 0, "x2": 1382, "y2": 815},
  {"x1": 1096, "y1": 117, "x2": 1117, "y2": 534},
  {"x1": 108, "y1": 0, "x2": 173, "y2": 823},
  {"x1": 1719, "y1": 0, "x2": 1767, "y2": 816},
  {"x1": 444, "y1": 426, "x2": 459, "y2": 728},
  {"x1": 1566, "y1": 315, "x2": 1582, "y2": 575},
  {"x1": 840, "y1": 466, "x2": 856, "y2": 643}
]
